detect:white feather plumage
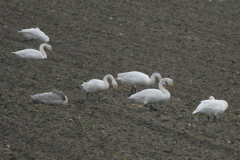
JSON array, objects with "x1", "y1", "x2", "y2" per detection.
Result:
[
  {"x1": 192, "y1": 96, "x2": 228, "y2": 122},
  {"x1": 117, "y1": 71, "x2": 163, "y2": 94},
  {"x1": 129, "y1": 78, "x2": 173, "y2": 111},
  {"x1": 18, "y1": 27, "x2": 49, "y2": 43},
  {"x1": 12, "y1": 43, "x2": 52, "y2": 59},
  {"x1": 82, "y1": 74, "x2": 118, "y2": 101}
]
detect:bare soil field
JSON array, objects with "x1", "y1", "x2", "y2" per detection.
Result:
[{"x1": 1, "y1": 0, "x2": 240, "y2": 159}]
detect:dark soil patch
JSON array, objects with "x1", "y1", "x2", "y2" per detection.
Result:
[{"x1": 1, "y1": 0, "x2": 240, "y2": 159}]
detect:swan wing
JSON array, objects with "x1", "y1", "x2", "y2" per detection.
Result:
[
  {"x1": 12, "y1": 49, "x2": 43, "y2": 59},
  {"x1": 18, "y1": 28, "x2": 49, "y2": 42},
  {"x1": 30, "y1": 91, "x2": 67, "y2": 105},
  {"x1": 18, "y1": 28, "x2": 40, "y2": 40}
]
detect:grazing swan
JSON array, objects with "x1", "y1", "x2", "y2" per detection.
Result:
[
  {"x1": 117, "y1": 71, "x2": 163, "y2": 94},
  {"x1": 81, "y1": 74, "x2": 118, "y2": 101},
  {"x1": 192, "y1": 96, "x2": 228, "y2": 122},
  {"x1": 30, "y1": 90, "x2": 68, "y2": 105},
  {"x1": 18, "y1": 27, "x2": 49, "y2": 42},
  {"x1": 12, "y1": 43, "x2": 52, "y2": 59},
  {"x1": 129, "y1": 78, "x2": 173, "y2": 111}
]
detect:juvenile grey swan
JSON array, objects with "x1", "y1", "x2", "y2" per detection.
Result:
[{"x1": 30, "y1": 90, "x2": 68, "y2": 105}]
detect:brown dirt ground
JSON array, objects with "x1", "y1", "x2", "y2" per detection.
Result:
[{"x1": 1, "y1": 0, "x2": 240, "y2": 159}]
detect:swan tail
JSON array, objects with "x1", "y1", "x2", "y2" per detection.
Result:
[
  {"x1": 12, "y1": 52, "x2": 20, "y2": 56},
  {"x1": 192, "y1": 110, "x2": 198, "y2": 114},
  {"x1": 117, "y1": 73, "x2": 128, "y2": 77},
  {"x1": 128, "y1": 94, "x2": 138, "y2": 99},
  {"x1": 81, "y1": 82, "x2": 87, "y2": 90},
  {"x1": 30, "y1": 95, "x2": 37, "y2": 100},
  {"x1": 116, "y1": 77, "x2": 122, "y2": 81}
]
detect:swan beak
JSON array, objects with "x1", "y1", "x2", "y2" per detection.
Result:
[
  {"x1": 163, "y1": 86, "x2": 166, "y2": 89},
  {"x1": 171, "y1": 83, "x2": 173, "y2": 87},
  {"x1": 50, "y1": 49, "x2": 54, "y2": 54},
  {"x1": 114, "y1": 86, "x2": 117, "y2": 90}
]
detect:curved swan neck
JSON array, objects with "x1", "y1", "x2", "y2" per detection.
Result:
[
  {"x1": 39, "y1": 44, "x2": 47, "y2": 58},
  {"x1": 103, "y1": 74, "x2": 115, "y2": 84},
  {"x1": 149, "y1": 73, "x2": 162, "y2": 85},
  {"x1": 159, "y1": 79, "x2": 168, "y2": 93}
]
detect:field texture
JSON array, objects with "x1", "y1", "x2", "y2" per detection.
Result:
[{"x1": 1, "y1": 0, "x2": 240, "y2": 159}]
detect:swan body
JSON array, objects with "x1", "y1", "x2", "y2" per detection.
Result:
[
  {"x1": 30, "y1": 90, "x2": 68, "y2": 105},
  {"x1": 81, "y1": 74, "x2": 118, "y2": 101},
  {"x1": 129, "y1": 78, "x2": 173, "y2": 111},
  {"x1": 12, "y1": 43, "x2": 52, "y2": 59},
  {"x1": 18, "y1": 27, "x2": 49, "y2": 42},
  {"x1": 117, "y1": 71, "x2": 163, "y2": 94},
  {"x1": 192, "y1": 96, "x2": 228, "y2": 122}
]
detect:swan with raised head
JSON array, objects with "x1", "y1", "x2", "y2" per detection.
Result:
[
  {"x1": 30, "y1": 90, "x2": 68, "y2": 105},
  {"x1": 129, "y1": 78, "x2": 173, "y2": 111},
  {"x1": 117, "y1": 71, "x2": 164, "y2": 94},
  {"x1": 18, "y1": 27, "x2": 49, "y2": 42},
  {"x1": 81, "y1": 74, "x2": 118, "y2": 101},
  {"x1": 192, "y1": 96, "x2": 228, "y2": 122},
  {"x1": 12, "y1": 43, "x2": 52, "y2": 59}
]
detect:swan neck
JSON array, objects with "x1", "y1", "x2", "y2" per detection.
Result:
[
  {"x1": 149, "y1": 73, "x2": 161, "y2": 85},
  {"x1": 159, "y1": 80, "x2": 168, "y2": 93},
  {"x1": 39, "y1": 44, "x2": 47, "y2": 58},
  {"x1": 103, "y1": 74, "x2": 114, "y2": 84}
]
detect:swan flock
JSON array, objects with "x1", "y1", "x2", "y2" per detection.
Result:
[{"x1": 12, "y1": 27, "x2": 229, "y2": 123}]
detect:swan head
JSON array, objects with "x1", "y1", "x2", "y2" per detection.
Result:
[
  {"x1": 163, "y1": 78, "x2": 173, "y2": 87},
  {"x1": 209, "y1": 96, "x2": 215, "y2": 100},
  {"x1": 112, "y1": 81, "x2": 118, "y2": 90},
  {"x1": 43, "y1": 43, "x2": 52, "y2": 52}
]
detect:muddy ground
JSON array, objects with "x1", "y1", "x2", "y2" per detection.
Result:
[{"x1": 1, "y1": 0, "x2": 240, "y2": 159}]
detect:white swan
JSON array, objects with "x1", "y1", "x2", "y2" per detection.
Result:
[
  {"x1": 30, "y1": 90, "x2": 68, "y2": 105},
  {"x1": 12, "y1": 43, "x2": 52, "y2": 59},
  {"x1": 117, "y1": 71, "x2": 164, "y2": 94},
  {"x1": 18, "y1": 27, "x2": 49, "y2": 43},
  {"x1": 129, "y1": 78, "x2": 173, "y2": 111},
  {"x1": 192, "y1": 96, "x2": 228, "y2": 122},
  {"x1": 81, "y1": 74, "x2": 118, "y2": 101}
]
